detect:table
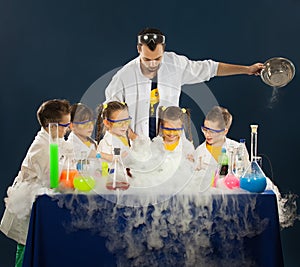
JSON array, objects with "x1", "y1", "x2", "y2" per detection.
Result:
[{"x1": 23, "y1": 190, "x2": 284, "y2": 267}]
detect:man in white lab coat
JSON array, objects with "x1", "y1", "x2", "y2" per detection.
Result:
[{"x1": 105, "y1": 27, "x2": 264, "y2": 139}]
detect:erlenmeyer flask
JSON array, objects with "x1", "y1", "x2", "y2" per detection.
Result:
[
  {"x1": 106, "y1": 148, "x2": 130, "y2": 191},
  {"x1": 223, "y1": 146, "x2": 240, "y2": 189},
  {"x1": 240, "y1": 125, "x2": 267, "y2": 193}
]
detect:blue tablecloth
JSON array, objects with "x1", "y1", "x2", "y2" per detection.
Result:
[{"x1": 23, "y1": 190, "x2": 283, "y2": 267}]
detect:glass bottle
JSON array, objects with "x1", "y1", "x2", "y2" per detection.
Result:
[
  {"x1": 235, "y1": 139, "x2": 248, "y2": 177},
  {"x1": 212, "y1": 148, "x2": 228, "y2": 188},
  {"x1": 218, "y1": 147, "x2": 229, "y2": 177},
  {"x1": 240, "y1": 125, "x2": 267, "y2": 193},
  {"x1": 223, "y1": 146, "x2": 240, "y2": 189},
  {"x1": 106, "y1": 148, "x2": 130, "y2": 191}
]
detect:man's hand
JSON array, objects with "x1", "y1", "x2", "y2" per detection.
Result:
[{"x1": 248, "y1": 63, "x2": 265, "y2": 76}]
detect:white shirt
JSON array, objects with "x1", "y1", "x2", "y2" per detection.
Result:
[
  {"x1": 105, "y1": 51, "x2": 219, "y2": 136},
  {"x1": 195, "y1": 138, "x2": 241, "y2": 177}
]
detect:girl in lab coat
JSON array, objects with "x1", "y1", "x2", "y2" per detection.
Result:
[
  {"x1": 67, "y1": 103, "x2": 98, "y2": 160},
  {"x1": 96, "y1": 101, "x2": 136, "y2": 161},
  {"x1": 142, "y1": 106, "x2": 195, "y2": 191},
  {"x1": 153, "y1": 105, "x2": 195, "y2": 159}
]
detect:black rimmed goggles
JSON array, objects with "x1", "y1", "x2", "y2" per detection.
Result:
[{"x1": 138, "y1": 33, "x2": 165, "y2": 45}]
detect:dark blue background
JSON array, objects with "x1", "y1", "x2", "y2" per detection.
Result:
[{"x1": 1, "y1": 0, "x2": 299, "y2": 266}]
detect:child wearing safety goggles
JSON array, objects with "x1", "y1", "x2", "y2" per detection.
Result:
[
  {"x1": 195, "y1": 106, "x2": 243, "y2": 173},
  {"x1": 0, "y1": 99, "x2": 72, "y2": 267},
  {"x1": 153, "y1": 106, "x2": 195, "y2": 161},
  {"x1": 96, "y1": 101, "x2": 137, "y2": 161},
  {"x1": 66, "y1": 103, "x2": 98, "y2": 159}
]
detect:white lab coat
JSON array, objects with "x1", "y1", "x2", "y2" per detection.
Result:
[
  {"x1": 97, "y1": 131, "x2": 130, "y2": 155},
  {"x1": 66, "y1": 132, "x2": 97, "y2": 160},
  {"x1": 105, "y1": 52, "x2": 219, "y2": 136},
  {"x1": 0, "y1": 128, "x2": 71, "y2": 245},
  {"x1": 195, "y1": 138, "x2": 242, "y2": 177},
  {"x1": 152, "y1": 135, "x2": 195, "y2": 160},
  {"x1": 151, "y1": 135, "x2": 196, "y2": 174},
  {"x1": 128, "y1": 135, "x2": 196, "y2": 191}
]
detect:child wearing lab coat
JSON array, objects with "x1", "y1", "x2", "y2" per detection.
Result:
[
  {"x1": 0, "y1": 99, "x2": 72, "y2": 267},
  {"x1": 152, "y1": 106, "x2": 195, "y2": 159},
  {"x1": 66, "y1": 103, "x2": 98, "y2": 159},
  {"x1": 96, "y1": 101, "x2": 137, "y2": 161},
  {"x1": 195, "y1": 106, "x2": 241, "y2": 177},
  {"x1": 142, "y1": 106, "x2": 196, "y2": 192}
]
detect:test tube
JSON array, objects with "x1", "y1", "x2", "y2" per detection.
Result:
[{"x1": 49, "y1": 123, "x2": 59, "y2": 188}]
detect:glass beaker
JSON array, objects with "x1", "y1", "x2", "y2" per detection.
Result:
[
  {"x1": 223, "y1": 146, "x2": 240, "y2": 189},
  {"x1": 49, "y1": 123, "x2": 59, "y2": 189},
  {"x1": 240, "y1": 125, "x2": 267, "y2": 193},
  {"x1": 106, "y1": 148, "x2": 130, "y2": 191},
  {"x1": 59, "y1": 151, "x2": 78, "y2": 190}
]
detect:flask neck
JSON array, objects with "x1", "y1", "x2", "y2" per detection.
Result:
[{"x1": 250, "y1": 132, "x2": 257, "y2": 162}]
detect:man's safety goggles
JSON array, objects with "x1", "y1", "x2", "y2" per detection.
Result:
[{"x1": 138, "y1": 33, "x2": 165, "y2": 45}]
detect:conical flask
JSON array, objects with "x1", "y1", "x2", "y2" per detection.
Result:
[
  {"x1": 240, "y1": 125, "x2": 267, "y2": 193},
  {"x1": 223, "y1": 146, "x2": 240, "y2": 189},
  {"x1": 106, "y1": 148, "x2": 130, "y2": 191},
  {"x1": 73, "y1": 151, "x2": 96, "y2": 192}
]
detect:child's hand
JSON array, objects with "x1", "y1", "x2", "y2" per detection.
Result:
[
  {"x1": 128, "y1": 128, "x2": 138, "y2": 141},
  {"x1": 187, "y1": 154, "x2": 195, "y2": 162},
  {"x1": 121, "y1": 151, "x2": 128, "y2": 158},
  {"x1": 195, "y1": 156, "x2": 202, "y2": 171}
]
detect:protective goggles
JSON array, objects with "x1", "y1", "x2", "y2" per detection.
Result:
[
  {"x1": 161, "y1": 125, "x2": 184, "y2": 135},
  {"x1": 47, "y1": 122, "x2": 70, "y2": 128},
  {"x1": 201, "y1": 126, "x2": 225, "y2": 135},
  {"x1": 107, "y1": 117, "x2": 132, "y2": 127},
  {"x1": 138, "y1": 33, "x2": 165, "y2": 45},
  {"x1": 58, "y1": 122, "x2": 71, "y2": 128},
  {"x1": 72, "y1": 119, "x2": 95, "y2": 129}
]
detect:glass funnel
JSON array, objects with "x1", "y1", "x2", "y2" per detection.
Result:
[
  {"x1": 240, "y1": 125, "x2": 267, "y2": 193},
  {"x1": 223, "y1": 146, "x2": 240, "y2": 189}
]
